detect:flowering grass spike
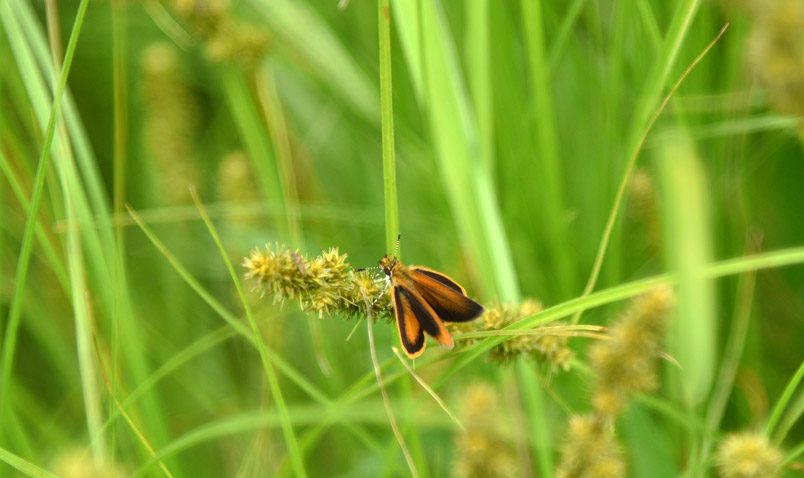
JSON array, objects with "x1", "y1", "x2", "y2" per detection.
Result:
[{"x1": 243, "y1": 244, "x2": 391, "y2": 319}]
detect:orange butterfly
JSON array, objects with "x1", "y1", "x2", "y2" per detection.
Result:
[{"x1": 379, "y1": 254, "x2": 483, "y2": 358}]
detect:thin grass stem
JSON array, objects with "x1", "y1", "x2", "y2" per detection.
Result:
[
  {"x1": 572, "y1": 22, "x2": 729, "y2": 325},
  {"x1": 191, "y1": 190, "x2": 308, "y2": 478},
  {"x1": 379, "y1": 0, "x2": 399, "y2": 253}
]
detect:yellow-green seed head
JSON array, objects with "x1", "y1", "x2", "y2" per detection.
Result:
[
  {"x1": 452, "y1": 383, "x2": 516, "y2": 478},
  {"x1": 715, "y1": 433, "x2": 783, "y2": 478},
  {"x1": 556, "y1": 414, "x2": 624, "y2": 478},
  {"x1": 141, "y1": 42, "x2": 200, "y2": 205},
  {"x1": 452, "y1": 299, "x2": 575, "y2": 370},
  {"x1": 51, "y1": 448, "x2": 127, "y2": 478},
  {"x1": 243, "y1": 244, "x2": 391, "y2": 320},
  {"x1": 590, "y1": 286, "x2": 674, "y2": 418}
]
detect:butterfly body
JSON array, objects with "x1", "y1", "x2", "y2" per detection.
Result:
[{"x1": 380, "y1": 255, "x2": 483, "y2": 358}]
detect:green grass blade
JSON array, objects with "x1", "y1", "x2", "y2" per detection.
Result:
[
  {"x1": 126, "y1": 206, "x2": 330, "y2": 406},
  {"x1": 15, "y1": 0, "x2": 112, "y2": 223},
  {"x1": 110, "y1": 0, "x2": 129, "y2": 465},
  {"x1": 65, "y1": 198, "x2": 107, "y2": 462},
  {"x1": 390, "y1": 0, "x2": 422, "y2": 104},
  {"x1": 465, "y1": 0, "x2": 492, "y2": 171},
  {"x1": 0, "y1": 0, "x2": 90, "y2": 435},
  {"x1": 394, "y1": 0, "x2": 518, "y2": 298},
  {"x1": 773, "y1": 389, "x2": 804, "y2": 448},
  {"x1": 0, "y1": 446, "x2": 57, "y2": 478},
  {"x1": 766, "y1": 360, "x2": 804, "y2": 443},
  {"x1": 97, "y1": 326, "x2": 237, "y2": 437},
  {"x1": 659, "y1": 127, "x2": 716, "y2": 408},
  {"x1": 248, "y1": 0, "x2": 378, "y2": 122},
  {"x1": 379, "y1": 0, "x2": 399, "y2": 253},
  {"x1": 0, "y1": 150, "x2": 68, "y2": 290},
  {"x1": 256, "y1": 64, "x2": 303, "y2": 244},
  {"x1": 12, "y1": 0, "x2": 174, "y2": 465},
  {"x1": 548, "y1": 0, "x2": 587, "y2": 71},
  {"x1": 521, "y1": 0, "x2": 574, "y2": 300},
  {"x1": 221, "y1": 67, "x2": 290, "y2": 239},
  {"x1": 437, "y1": 246, "x2": 804, "y2": 387},
  {"x1": 697, "y1": 241, "x2": 759, "y2": 469},
  {"x1": 378, "y1": 3, "x2": 422, "y2": 472},
  {"x1": 573, "y1": 0, "x2": 704, "y2": 319},
  {"x1": 191, "y1": 192, "x2": 307, "y2": 477},
  {"x1": 782, "y1": 440, "x2": 804, "y2": 468},
  {"x1": 133, "y1": 402, "x2": 439, "y2": 477}
]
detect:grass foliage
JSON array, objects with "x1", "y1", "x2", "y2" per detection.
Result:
[{"x1": 1, "y1": 0, "x2": 803, "y2": 476}]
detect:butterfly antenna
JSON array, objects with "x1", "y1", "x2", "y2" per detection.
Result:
[{"x1": 394, "y1": 233, "x2": 401, "y2": 257}]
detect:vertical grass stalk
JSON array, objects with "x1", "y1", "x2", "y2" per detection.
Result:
[
  {"x1": 0, "y1": 0, "x2": 90, "y2": 433},
  {"x1": 520, "y1": 0, "x2": 574, "y2": 300},
  {"x1": 465, "y1": 0, "x2": 492, "y2": 172},
  {"x1": 110, "y1": 0, "x2": 129, "y2": 462},
  {"x1": 65, "y1": 191, "x2": 107, "y2": 464},
  {"x1": 379, "y1": 0, "x2": 399, "y2": 253},
  {"x1": 394, "y1": 0, "x2": 519, "y2": 299},
  {"x1": 658, "y1": 127, "x2": 716, "y2": 409},
  {"x1": 378, "y1": 2, "x2": 422, "y2": 475},
  {"x1": 112, "y1": 0, "x2": 128, "y2": 227}
]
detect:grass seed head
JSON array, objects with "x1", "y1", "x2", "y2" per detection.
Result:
[
  {"x1": 452, "y1": 382, "x2": 516, "y2": 478},
  {"x1": 715, "y1": 433, "x2": 783, "y2": 478},
  {"x1": 243, "y1": 244, "x2": 391, "y2": 319},
  {"x1": 556, "y1": 414, "x2": 625, "y2": 478},
  {"x1": 590, "y1": 286, "x2": 674, "y2": 417}
]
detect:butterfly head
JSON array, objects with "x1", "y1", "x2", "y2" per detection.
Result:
[{"x1": 379, "y1": 255, "x2": 398, "y2": 277}]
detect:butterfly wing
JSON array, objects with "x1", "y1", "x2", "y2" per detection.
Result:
[
  {"x1": 393, "y1": 285, "x2": 454, "y2": 357},
  {"x1": 409, "y1": 267, "x2": 484, "y2": 322},
  {"x1": 412, "y1": 267, "x2": 467, "y2": 294},
  {"x1": 392, "y1": 286, "x2": 425, "y2": 357}
]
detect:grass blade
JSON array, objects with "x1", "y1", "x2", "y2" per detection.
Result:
[
  {"x1": 766, "y1": 360, "x2": 804, "y2": 443},
  {"x1": 190, "y1": 191, "x2": 307, "y2": 477},
  {"x1": 658, "y1": 127, "x2": 716, "y2": 408},
  {"x1": 0, "y1": 0, "x2": 90, "y2": 441},
  {"x1": 521, "y1": 0, "x2": 574, "y2": 300},
  {"x1": 0, "y1": 447, "x2": 57, "y2": 478},
  {"x1": 379, "y1": 0, "x2": 399, "y2": 252}
]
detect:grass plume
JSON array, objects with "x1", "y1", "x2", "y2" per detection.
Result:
[
  {"x1": 715, "y1": 433, "x2": 783, "y2": 478},
  {"x1": 243, "y1": 244, "x2": 392, "y2": 319},
  {"x1": 452, "y1": 382, "x2": 517, "y2": 478}
]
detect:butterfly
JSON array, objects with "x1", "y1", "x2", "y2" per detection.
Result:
[{"x1": 379, "y1": 254, "x2": 484, "y2": 358}]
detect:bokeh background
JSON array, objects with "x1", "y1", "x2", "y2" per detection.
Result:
[{"x1": 1, "y1": 0, "x2": 802, "y2": 476}]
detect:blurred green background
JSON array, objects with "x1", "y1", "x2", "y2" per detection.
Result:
[{"x1": 1, "y1": 0, "x2": 802, "y2": 476}]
